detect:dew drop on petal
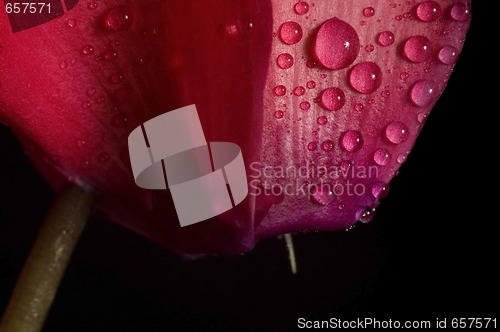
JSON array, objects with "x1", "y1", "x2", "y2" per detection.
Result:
[
  {"x1": 87, "y1": 87, "x2": 96, "y2": 96},
  {"x1": 102, "y1": 6, "x2": 134, "y2": 32},
  {"x1": 294, "y1": 1, "x2": 309, "y2": 15},
  {"x1": 314, "y1": 18, "x2": 360, "y2": 70},
  {"x1": 310, "y1": 183, "x2": 337, "y2": 206},
  {"x1": 416, "y1": 1, "x2": 442, "y2": 22},
  {"x1": 363, "y1": 7, "x2": 375, "y2": 17},
  {"x1": 294, "y1": 86, "x2": 306, "y2": 96},
  {"x1": 66, "y1": 19, "x2": 76, "y2": 28},
  {"x1": 354, "y1": 103, "x2": 364, "y2": 111},
  {"x1": 99, "y1": 49, "x2": 119, "y2": 62},
  {"x1": 307, "y1": 81, "x2": 316, "y2": 89},
  {"x1": 377, "y1": 31, "x2": 395, "y2": 46},
  {"x1": 438, "y1": 45, "x2": 459, "y2": 64},
  {"x1": 410, "y1": 79, "x2": 437, "y2": 107},
  {"x1": 317, "y1": 116, "x2": 328, "y2": 125},
  {"x1": 356, "y1": 207, "x2": 375, "y2": 223},
  {"x1": 349, "y1": 62, "x2": 382, "y2": 94},
  {"x1": 404, "y1": 36, "x2": 433, "y2": 63},
  {"x1": 274, "y1": 85, "x2": 287, "y2": 96},
  {"x1": 274, "y1": 110, "x2": 284, "y2": 119},
  {"x1": 373, "y1": 148, "x2": 392, "y2": 166},
  {"x1": 59, "y1": 60, "x2": 68, "y2": 69},
  {"x1": 279, "y1": 21, "x2": 303, "y2": 45},
  {"x1": 300, "y1": 101, "x2": 311, "y2": 110},
  {"x1": 340, "y1": 130, "x2": 364, "y2": 152},
  {"x1": 87, "y1": 2, "x2": 97, "y2": 10},
  {"x1": 81, "y1": 45, "x2": 94, "y2": 55},
  {"x1": 321, "y1": 140, "x2": 334, "y2": 152},
  {"x1": 277, "y1": 53, "x2": 294, "y2": 69},
  {"x1": 98, "y1": 152, "x2": 110, "y2": 163},
  {"x1": 320, "y1": 87, "x2": 346, "y2": 111},
  {"x1": 372, "y1": 182, "x2": 390, "y2": 199},
  {"x1": 450, "y1": 2, "x2": 471, "y2": 22},
  {"x1": 307, "y1": 141, "x2": 318, "y2": 151},
  {"x1": 385, "y1": 121, "x2": 410, "y2": 144}
]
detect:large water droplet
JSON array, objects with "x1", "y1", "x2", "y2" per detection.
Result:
[
  {"x1": 277, "y1": 53, "x2": 294, "y2": 69},
  {"x1": 450, "y1": 2, "x2": 471, "y2": 22},
  {"x1": 279, "y1": 21, "x2": 303, "y2": 45},
  {"x1": 340, "y1": 130, "x2": 364, "y2": 152},
  {"x1": 416, "y1": 1, "x2": 442, "y2": 22},
  {"x1": 310, "y1": 184, "x2": 337, "y2": 206},
  {"x1": 294, "y1": 1, "x2": 309, "y2": 15},
  {"x1": 438, "y1": 45, "x2": 459, "y2": 64},
  {"x1": 404, "y1": 36, "x2": 433, "y2": 63},
  {"x1": 385, "y1": 121, "x2": 410, "y2": 144},
  {"x1": 349, "y1": 62, "x2": 382, "y2": 94},
  {"x1": 377, "y1": 31, "x2": 395, "y2": 46},
  {"x1": 320, "y1": 87, "x2": 346, "y2": 111},
  {"x1": 372, "y1": 182, "x2": 390, "y2": 199},
  {"x1": 410, "y1": 79, "x2": 436, "y2": 107},
  {"x1": 373, "y1": 148, "x2": 392, "y2": 166},
  {"x1": 314, "y1": 18, "x2": 360, "y2": 70},
  {"x1": 356, "y1": 207, "x2": 376, "y2": 223},
  {"x1": 102, "y1": 6, "x2": 133, "y2": 32}
]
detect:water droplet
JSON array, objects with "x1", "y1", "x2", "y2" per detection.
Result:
[
  {"x1": 81, "y1": 101, "x2": 91, "y2": 109},
  {"x1": 339, "y1": 160, "x2": 352, "y2": 172},
  {"x1": 314, "y1": 18, "x2": 360, "y2": 70},
  {"x1": 310, "y1": 183, "x2": 337, "y2": 205},
  {"x1": 400, "y1": 72, "x2": 410, "y2": 81},
  {"x1": 81, "y1": 45, "x2": 94, "y2": 55},
  {"x1": 66, "y1": 19, "x2": 77, "y2": 28},
  {"x1": 109, "y1": 72, "x2": 125, "y2": 84},
  {"x1": 438, "y1": 45, "x2": 459, "y2": 64},
  {"x1": 98, "y1": 152, "x2": 110, "y2": 163},
  {"x1": 277, "y1": 53, "x2": 294, "y2": 69},
  {"x1": 99, "y1": 49, "x2": 119, "y2": 62},
  {"x1": 279, "y1": 21, "x2": 303, "y2": 45},
  {"x1": 363, "y1": 7, "x2": 375, "y2": 17},
  {"x1": 410, "y1": 79, "x2": 436, "y2": 107},
  {"x1": 365, "y1": 44, "x2": 374, "y2": 53},
  {"x1": 356, "y1": 207, "x2": 375, "y2": 223},
  {"x1": 112, "y1": 113, "x2": 130, "y2": 128},
  {"x1": 381, "y1": 90, "x2": 391, "y2": 98},
  {"x1": 300, "y1": 101, "x2": 311, "y2": 110},
  {"x1": 450, "y1": 2, "x2": 471, "y2": 22},
  {"x1": 320, "y1": 87, "x2": 346, "y2": 111},
  {"x1": 417, "y1": 112, "x2": 428, "y2": 124},
  {"x1": 110, "y1": 40, "x2": 120, "y2": 48},
  {"x1": 59, "y1": 60, "x2": 68, "y2": 69},
  {"x1": 340, "y1": 130, "x2": 364, "y2": 152},
  {"x1": 397, "y1": 154, "x2": 407, "y2": 164},
  {"x1": 274, "y1": 85, "x2": 287, "y2": 96},
  {"x1": 354, "y1": 103, "x2": 364, "y2": 111},
  {"x1": 385, "y1": 121, "x2": 410, "y2": 144},
  {"x1": 374, "y1": 148, "x2": 392, "y2": 166},
  {"x1": 317, "y1": 116, "x2": 328, "y2": 125},
  {"x1": 349, "y1": 62, "x2": 382, "y2": 94},
  {"x1": 294, "y1": 1, "x2": 310, "y2": 15},
  {"x1": 395, "y1": 15, "x2": 403, "y2": 21},
  {"x1": 306, "y1": 81, "x2": 316, "y2": 89},
  {"x1": 307, "y1": 141, "x2": 318, "y2": 151},
  {"x1": 404, "y1": 36, "x2": 433, "y2": 63},
  {"x1": 76, "y1": 139, "x2": 86, "y2": 148},
  {"x1": 372, "y1": 182, "x2": 390, "y2": 199},
  {"x1": 306, "y1": 60, "x2": 316, "y2": 68},
  {"x1": 321, "y1": 140, "x2": 334, "y2": 152},
  {"x1": 377, "y1": 31, "x2": 395, "y2": 46},
  {"x1": 102, "y1": 6, "x2": 133, "y2": 32},
  {"x1": 87, "y1": 87, "x2": 96, "y2": 96},
  {"x1": 87, "y1": 2, "x2": 98, "y2": 10},
  {"x1": 294, "y1": 86, "x2": 306, "y2": 96},
  {"x1": 416, "y1": 1, "x2": 442, "y2": 22},
  {"x1": 274, "y1": 110, "x2": 284, "y2": 119}
]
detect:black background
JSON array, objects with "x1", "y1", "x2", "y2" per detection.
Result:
[{"x1": 1, "y1": 2, "x2": 496, "y2": 331}]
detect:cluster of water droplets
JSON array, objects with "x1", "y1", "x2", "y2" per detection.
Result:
[{"x1": 269, "y1": 1, "x2": 470, "y2": 224}]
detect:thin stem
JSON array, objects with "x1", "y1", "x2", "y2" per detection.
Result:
[{"x1": 0, "y1": 183, "x2": 94, "y2": 332}]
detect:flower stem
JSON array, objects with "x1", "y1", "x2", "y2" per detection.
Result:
[{"x1": 0, "y1": 183, "x2": 94, "y2": 332}]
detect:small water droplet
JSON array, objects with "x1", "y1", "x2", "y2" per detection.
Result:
[
  {"x1": 87, "y1": 2, "x2": 98, "y2": 10},
  {"x1": 306, "y1": 81, "x2": 316, "y2": 89},
  {"x1": 306, "y1": 60, "x2": 316, "y2": 68},
  {"x1": 372, "y1": 182, "x2": 390, "y2": 199},
  {"x1": 377, "y1": 31, "x2": 395, "y2": 46},
  {"x1": 76, "y1": 140, "x2": 86, "y2": 148},
  {"x1": 349, "y1": 62, "x2": 382, "y2": 94},
  {"x1": 300, "y1": 101, "x2": 311, "y2": 110},
  {"x1": 438, "y1": 45, "x2": 459, "y2": 64},
  {"x1": 274, "y1": 85, "x2": 287, "y2": 96},
  {"x1": 320, "y1": 87, "x2": 346, "y2": 111},
  {"x1": 110, "y1": 40, "x2": 120, "y2": 48},
  {"x1": 102, "y1": 6, "x2": 133, "y2": 32},
  {"x1": 416, "y1": 1, "x2": 442, "y2": 22},
  {"x1": 99, "y1": 49, "x2": 118, "y2": 62},
  {"x1": 294, "y1": 1, "x2": 310, "y2": 15},
  {"x1": 354, "y1": 103, "x2": 364, "y2": 111},
  {"x1": 317, "y1": 116, "x2": 328, "y2": 125},
  {"x1": 109, "y1": 72, "x2": 125, "y2": 84},
  {"x1": 279, "y1": 21, "x2": 303, "y2": 45},
  {"x1": 81, "y1": 45, "x2": 94, "y2": 55},
  {"x1": 417, "y1": 112, "x2": 429, "y2": 124},
  {"x1": 314, "y1": 18, "x2": 360, "y2": 70},
  {"x1": 307, "y1": 141, "x2": 318, "y2": 151},
  {"x1": 365, "y1": 44, "x2": 374, "y2": 53},
  {"x1": 66, "y1": 19, "x2": 77, "y2": 28},
  {"x1": 381, "y1": 90, "x2": 391, "y2": 98},
  {"x1": 385, "y1": 121, "x2": 410, "y2": 144},
  {"x1": 374, "y1": 148, "x2": 392, "y2": 166},
  {"x1": 274, "y1": 110, "x2": 284, "y2": 119},
  {"x1": 81, "y1": 101, "x2": 91, "y2": 109},
  {"x1": 400, "y1": 72, "x2": 410, "y2": 81},
  {"x1": 112, "y1": 113, "x2": 130, "y2": 128},
  {"x1": 87, "y1": 87, "x2": 96, "y2": 96},
  {"x1": 340, "y1": 130, "x2": 364, "y2": 152},
  {"x1": 321, "y1": 140, "x2": 334, "y2": 152},
  {"x1": 410, "y1": 79, "x2": 436, "y2": 107},
  {"x1": 59, "y1": 60, "x2": 68, "y2": 69},
  {"x1": 404, "y1": 35, "x2": 433, "y2": 63},
  {"x1": 450, "y1": 2, "x2": 471, "y2": 22},
  {"x1": 98, "y1": 152, "x2": 110, "y2": 163},
  {"x1": 293, "y1": 86, "x2": 306, "y2": 96},
  {"x1": 310, "y1": 183, "x2": 337, "y2": 205},
  {"x1": 277, "y1": 53, "x2": 294, "y2": 69},
  {"x1": 395, "y1": 15, "x2": 403, "y2": 21},
  {"x1": 363, "y1": 7, "x2": 375, "y2": 17},
  {"x1": 356, "y1": 206, "x2": 375, "y2": 223}
]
